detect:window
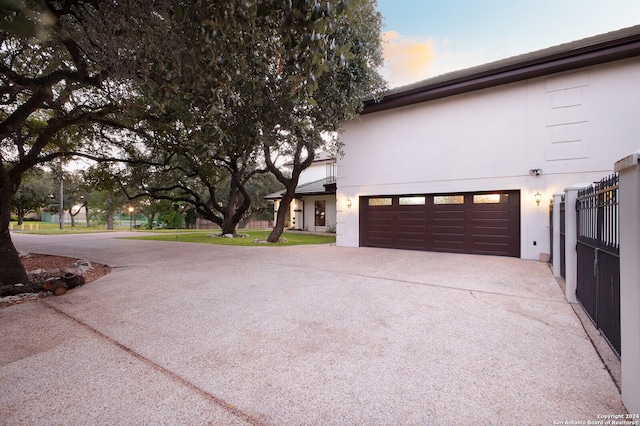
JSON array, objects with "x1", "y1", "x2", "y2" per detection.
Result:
[
  {"x1": 368, "y1": 198, "x2": 392, "y2": 206},
  {"x1": 399, "y1": 196, "x2": 425, "y2": 205},
  {"x1": 434, "y1": 195, "x2": 464, "y2": 205},
  {"x1": 473, "y1": 194, "x2": 509, "y2": 204},
  {"x1": 315, "y1": 200, "x2": 326, "y2": 226}
]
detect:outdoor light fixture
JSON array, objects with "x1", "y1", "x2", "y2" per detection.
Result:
[
  {"x1": 534, "y1": 192, "x2": 542, "y2": 206},
  {"x1": 346, "y1": 198, "x2": 352, "y2": 209},
  {"x1": 128, "y1": 206, "x2": 134, "y2": 230},
  {"x1": 529, "y1": 168, "x2": 543, "y2": 176}
]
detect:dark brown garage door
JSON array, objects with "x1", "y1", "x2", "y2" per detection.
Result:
[{"x1": 360, "y1": 190, "x2": 520, "y2": 257}]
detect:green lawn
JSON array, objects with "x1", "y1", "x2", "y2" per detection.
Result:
[
  {"x1": 10, "y1": 222, "x2": 335, "y2": 246},
  {"x1": 9, "y1": 221, "x2": 128, "y2": 234},
  {"x1": 124, "y1": 229, "x2": 336, "y2": 246}
]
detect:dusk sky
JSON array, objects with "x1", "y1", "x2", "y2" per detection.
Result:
[{"x1": 376, "y1": 0, "x2": 640, "y2": 88}]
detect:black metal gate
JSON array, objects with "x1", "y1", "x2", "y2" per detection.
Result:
[
  {"x1": 576, "y1": 174, "x2": 621, "y2": 356},
  {"x1": 549, "y1": 201, "x2": 553, "y2": 262},
  {"x1": 560, "y1": 196, "x2": 566, "y2": 279},
  {"x1": 549, "y1": 195, "x2": 566, "y2": 277}
]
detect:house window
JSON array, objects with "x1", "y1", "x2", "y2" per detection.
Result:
[{"x1": 315, "y1": 200, "x2": 326, "y2": 226}]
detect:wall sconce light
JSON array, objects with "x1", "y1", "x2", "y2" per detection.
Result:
[
  {"x1": 534, "y1": 192, "x2": 542, "y2": 206},
  {"x1": 346, "y1": 198, "x2": 352, "y2": 209},
  {"x1": 529, "y1": 169, "x2": 543, "y2": 176}
]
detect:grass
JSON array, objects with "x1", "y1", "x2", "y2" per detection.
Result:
[
  {"x1": 9, "y1": 221, "x2": 130, "y2": 234},
  {"x1": 10, "y1": 222, "x2": 336, "y2": 246},
  {"x1": 123, "y1": 229, "x2": 336, "y2": 246}
]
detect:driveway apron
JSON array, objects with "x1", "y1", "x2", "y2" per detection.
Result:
[{"x1": 1, "y1": 233, "x2": 626, "y2": 425}]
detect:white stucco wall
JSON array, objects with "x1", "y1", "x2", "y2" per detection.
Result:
[
  {"x1": 292, "y1": 161, "x2": 333, "y2": 185},
  {"x1": 273, "y1": 159, "x2": 336, "y2": 227},
  {"x1": 337, "y1": 57, "x2": 640, "y2": 260},
  {"x1": 301, "y1": 195, "x2": 337, "y2": 233},
  {"x1": 287, "y1": 196, "x2": 336, "y2": 232}
]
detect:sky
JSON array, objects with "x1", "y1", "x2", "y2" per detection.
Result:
[{"x1": 376, "y1": 0, "x2": 640, "y2": 88}]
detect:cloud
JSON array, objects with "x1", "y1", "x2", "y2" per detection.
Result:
[
  {"x1": 379, "y1": 31, "x2": 499, "y2": 89},
  {"x1": 380, "y1": 31, "x2": 437, "y2": 88}
]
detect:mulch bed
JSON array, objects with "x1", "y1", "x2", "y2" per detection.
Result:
[{"x1": 0, "y1": 254, "x2": 111, "y2": 308}]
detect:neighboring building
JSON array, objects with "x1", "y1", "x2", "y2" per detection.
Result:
[
  {"x1": 336, "y1": 25, "x2": 640, "y2": 260},
  {"x1": 265, "y1": 152, "x2": 337, "y2": 232}
]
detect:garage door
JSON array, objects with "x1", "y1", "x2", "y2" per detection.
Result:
[{"x1": 360, "y1": 190, "x2": 520, "y2": 257}]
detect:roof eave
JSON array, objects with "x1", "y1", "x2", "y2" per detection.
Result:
[{"x1": 363, "y1": 28, "x2": 640, "y2": 115}]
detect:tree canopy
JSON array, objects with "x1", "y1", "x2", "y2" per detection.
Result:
[{"x1": 0, "y1": 0, "x2": 386, "y2": 285}]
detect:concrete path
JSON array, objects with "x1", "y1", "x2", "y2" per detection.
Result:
[{"x1": 1, "y1": 232, "x2": 627, "y2": 425}]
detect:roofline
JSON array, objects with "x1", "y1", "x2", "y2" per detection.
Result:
[
  {"x1": 283, "y1": 158, "x2": 335, "y2": 168},
  {"x1": 264, "y1": 190, "x2": 336, "y2": 201},
  {"x1": 296, "y1": 190, "x2": 336, "y2": 197},
  {"x1": 263, "y1": 177, "x2": 336, "y2": 200},
  {"x1": 363, "y1": 25, "x2": 640, "y2": 115}
]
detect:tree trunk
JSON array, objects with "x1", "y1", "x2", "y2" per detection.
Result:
[
  {"x1": 267, "y1": 187, "x2": 295, "y2": 242},
  {"x1": 0, "y1": 176, "x2": 30, "y2": 285},
  {"x1": 106, "y1": 196, "x2": 114, "y2": 230},
  {"x1": 220, "y1": 193, "x2": 239, "y2": 235},
  {"x1": 86, "y1": 204, "x2": 92, "y2": 227},
  {"x1": 263, "y1": 142, "x2": 314, "y2": 243},
  {"x1": 69, "y1": 207, "x2": 76, "y2": 227},
  {"x1": 0, "y1": 229, "x2": 30, "y2": 285},
  {"x1": 17, "y1": 207, "x2": 24, "y2": 225},
  {"x1": 145, "y1": 213, "x2": 155, "y2": 229},
  {"x1": 220, "y1": 219, "x2": 237, "y2": 235},
  {"x1": 1, "y1": 273, "x2": 85, "y2": 297},
  {"x1": 203, "y1": 177, "x2": 253, "y2": 236},
  {"x1": 0, "y1": 281, "x2": 42, "y2": 297},
  {"x1": 238, "y1": 210, "x2": 258, "y2": 229}
]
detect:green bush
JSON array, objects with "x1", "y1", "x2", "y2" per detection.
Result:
[{"x1": 158, "y1": 209, "x2": 185, "y2": 229}]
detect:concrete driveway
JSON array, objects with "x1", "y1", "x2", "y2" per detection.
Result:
[{"x1": 1, "y1": 232, "x2": 626, "y2": 425}]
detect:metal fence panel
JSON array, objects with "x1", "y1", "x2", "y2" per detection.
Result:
[
  {"x1": 576, "y1": 173, "x2": 620, "y2": 356},
  {"x1": 549, "y1": 203, "x2": 552, "y2": 262},
  {"x1": 560, "y1": 198, "x2": 566, "y2": 279}
]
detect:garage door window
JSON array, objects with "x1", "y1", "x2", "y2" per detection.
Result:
[
  {"x1": 473, "y1": 194, "x2": 509, "y2": 204},
  {"x1": 368, "y1": 198, "x2": 392, "y2": 206},
  {"x1": 399, "y1": 196, "x2": 425, "y2": 205},
  {"x1": 434, "y1": 195, "x2": 464, "y2": 205}
]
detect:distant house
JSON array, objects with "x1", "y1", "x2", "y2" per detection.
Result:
[
  {"x1": 265, "y1": 152, "x2": 337, "y2": 232},
  {"x1": 336, "y1": 25, "x2": 640, "y2": 260}
]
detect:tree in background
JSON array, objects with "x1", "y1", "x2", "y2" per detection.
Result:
[
  {"x1": 62, "y1": 171, "x2": 89, "y2": 227},
  {"x1": 238, "y1": 172, "x2": 281, "y2": 228},
  {"x1": 0, "y1": 0, "x2": 205, "y2": 283},
  {"x1": 82, "y1": 164, "x2": 127, "y2": 230},
  {"x1": 0, "y1": 0, "x2": 385, "y2": 284},
  {"x1": 261, "y1": 0, "x2": 386, "y2": 241},
  {"x1": 116, "y1": 0, "x2": 385, "y2": 242},
  {"x1": 123, "y1": 0, "x2": 385, "y2": 240},
  {"x1": 0, "y1": 0, "x2": 168, "y2": 284},
  {"x1": 116, "y1": 120, "x2": 266, "y2": 235},
  {"x1": 10, "y1": 167, "x2": 52, "y2": 224}
]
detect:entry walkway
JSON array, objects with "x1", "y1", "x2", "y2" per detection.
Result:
[{"x1": 1, "y1": 233, "x2": 627, "y2": 424}]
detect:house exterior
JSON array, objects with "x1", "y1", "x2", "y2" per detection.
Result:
[
  {"x1": 336, "y1": 25, "x2": 640, "y2": 261},
  {"x1": 265, "y1": 152, "x2": 337, "y2": 232}
]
